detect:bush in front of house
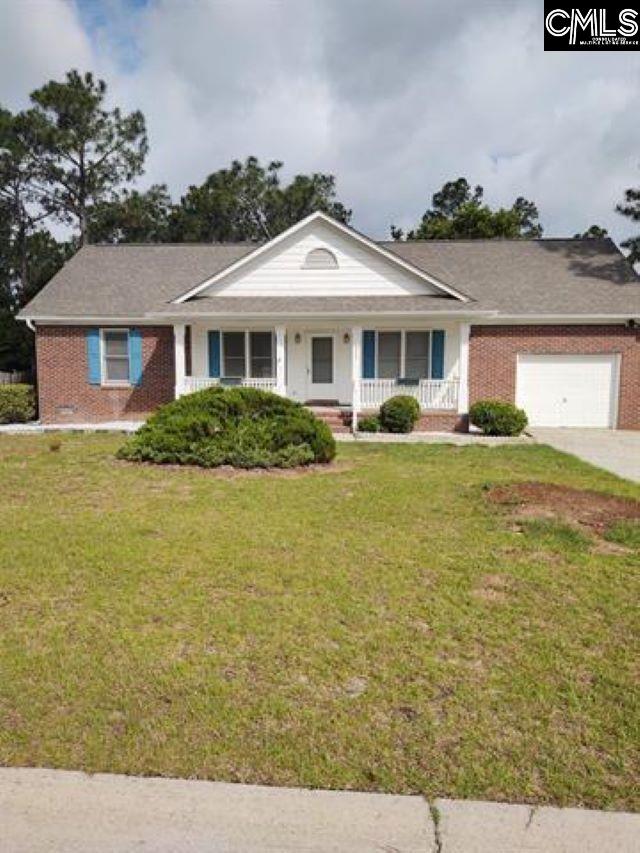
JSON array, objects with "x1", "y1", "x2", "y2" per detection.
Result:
[
  {"x1": 117, "y1": 386, "x2": 336, "y2": 469},
  {"x1": 379, "y1": 395, "x2": 421, "y2": 433},
  {"x1": 0, "y1": 384, "x2": 36, "y2": 424},
  {"x1": 469, "y1": 399, "x2": 528, "y2": 436},
  {"x1": 358, "y1": 415, "x2": 381, "y2": 433}
]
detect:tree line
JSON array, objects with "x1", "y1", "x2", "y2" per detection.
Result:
[{"x1": 1, "y1": 69, "x2": 638, "y2": 372}]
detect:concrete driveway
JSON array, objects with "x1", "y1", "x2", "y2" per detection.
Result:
[{"x1": 531, "y1": 428, "x2": 640, "y2": 482}]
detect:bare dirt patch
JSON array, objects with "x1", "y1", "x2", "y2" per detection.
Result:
[{"x1": 487, "y1": 482, "x2": 640, "y2": 536}]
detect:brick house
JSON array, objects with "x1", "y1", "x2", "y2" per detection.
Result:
[{"x1": 19, "y1": 212, "x2": 640, "y2": 431}]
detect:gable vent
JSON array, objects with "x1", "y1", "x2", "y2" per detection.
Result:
[{"x1": 302, "y1": 248, "x2": 338, "y2": 269}]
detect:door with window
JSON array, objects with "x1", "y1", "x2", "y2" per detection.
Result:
[{"x1": 307, "y1": 334, "x2": 336, "y2": 402}]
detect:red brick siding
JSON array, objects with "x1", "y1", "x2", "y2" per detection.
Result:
[
  {"x1": 36, "y1": 325, "x2": 175, "y2": 423},
  {"x1": 469, "y1": 324, "x2": 640, "y2": 430}
]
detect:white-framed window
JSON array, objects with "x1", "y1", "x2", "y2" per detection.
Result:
[
  {"x1": 221, "y1": 330, "x2": 274, "y2": 379},
  {"x1": 101, "y1": 329, "x2": 130, "y2": 385},
  {"x1": 375, "y1": 330, "x2": 433, "y2": 379}
]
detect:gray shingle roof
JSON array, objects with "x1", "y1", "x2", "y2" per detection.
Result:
[{"x1": 19, "y1": 237, "x2": 640, "y2": 320}]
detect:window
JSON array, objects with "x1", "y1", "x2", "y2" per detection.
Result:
[
  {"x1": 221, "y1": 330, "x2": 274, "y2": 378},
  {"x1": 222, "y1": 332, "x2": 246, "y2": 378},
  {"x1": 374, "y1": 331, "x2": 435, "y2": 379},
  {"x1": 302, "y1": 248, "x2": 338, "y2": 269},
  {"x1": 405, "y1": 331, "x2": 430, "y2": 379},
  {"x1": 102, "y1": 330, "x2": 129, "y2": 383},
  {"x1": 249, "y1": 332, "x2": 273, "y2": 378},
  {"x1": 377, "y1": 332, "x2": 401, "y2": 378}
]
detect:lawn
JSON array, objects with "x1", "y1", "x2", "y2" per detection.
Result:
[{"x1": 0, "y1": 434, "x2": 638, "y2": 810}]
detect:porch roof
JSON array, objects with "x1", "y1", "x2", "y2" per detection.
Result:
[{"x1": 149, "y1": 294, "x2": 482, "y2": 318}]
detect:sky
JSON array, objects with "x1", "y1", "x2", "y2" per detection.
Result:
[{"x1": 2, "y1": 0, "x2": 640, "y2": 243}]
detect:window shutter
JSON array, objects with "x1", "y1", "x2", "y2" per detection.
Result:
[
  {"x1": 431, "y1": 330, "x2": 445, "y2": 379},
  {"x1": 86, "y1": 328, "x2": 101, "y2": 385},
  {"x1": 208, "y1": 330, "x2": 221, "y2": 378},
  {"x1": 362, "y1": 330, "x2": 376, "y2": 379},
  {"x1": 128, "y1": 328, "x2": 143, "y2": 386}
]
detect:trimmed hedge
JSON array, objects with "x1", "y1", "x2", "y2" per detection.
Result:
[
  {"x1": 469, "y1": 399, "x2": 528, "y2": 436},
  {"x1": 0, "y1": 384, "x2": 36, "y2": 424},
  {"x1": 379, "y1": 395, "x2": 420, "y2": 433},
  {"x1": 117, "y1": 386, "x2": 336, "y2": 469},
  {"x1": 358, "y1": 415, "x2": 381, "y2": 433}
]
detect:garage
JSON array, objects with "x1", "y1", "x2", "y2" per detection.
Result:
[{"x1": 516, "y1": 354, "x2": 619, "y2": 428}]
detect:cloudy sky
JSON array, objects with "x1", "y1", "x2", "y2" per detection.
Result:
[{"x1": 2, "y1": 0, "x2": 640, "y2": 242}]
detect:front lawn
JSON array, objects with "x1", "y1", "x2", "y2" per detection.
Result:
[{"x1": 0, "y1": 435, "x2": 638, "y2": 810}]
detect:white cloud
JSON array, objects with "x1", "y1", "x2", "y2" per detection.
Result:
[{"x1": 1, "y1": 0, "x2": 639, "y2": 243}]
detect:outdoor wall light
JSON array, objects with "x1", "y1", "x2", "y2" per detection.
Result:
[
  {"x1": 294, "y1": 332, "x2": 302, "y2": 344},
  {"x1": 343, "y1": 332, "x2": 351, "y2": 344}
]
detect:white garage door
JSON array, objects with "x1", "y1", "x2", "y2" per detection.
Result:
[{"x1": 516, "y1": 354, "x2": 619, "y2": 428}]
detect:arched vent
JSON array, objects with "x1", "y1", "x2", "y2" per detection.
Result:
[{"x1": 302, "y1": 248, "x2": 338, "y2": 269}]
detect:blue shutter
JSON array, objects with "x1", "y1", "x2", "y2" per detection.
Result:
[
  {"x1": 86, "y1": 328, "x2": 101, "y2": 385},
  {"x1": 431, "y1": 330, "x2": 445, "y2": 379},
  {"x1": 128, "y1": 328, "x2": 143, "y2": 386},
  {"x1": 208, "y1": 330, "x2": 221, "y2": 378},
  {"x1": 362, "y1": 330, "x2": 376, "y2": 379}
]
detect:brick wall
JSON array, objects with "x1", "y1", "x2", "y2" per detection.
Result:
[
  {"x1": 36, "y1": 325, "x2": 175, "y2": 423},
  {"x1": 469, "y1": 324, "x2": 640, "y2": 430}
]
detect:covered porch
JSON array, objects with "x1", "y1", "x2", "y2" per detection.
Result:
[{"x1": 173, "y1": 321, "x2": 469, "y2": 431}]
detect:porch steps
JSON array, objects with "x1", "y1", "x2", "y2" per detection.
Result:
[{"x1": 308, "y1": 406, "x2": 352, "y2": 434}]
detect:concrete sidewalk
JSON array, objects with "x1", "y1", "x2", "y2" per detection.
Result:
[{"x1": 1, "y1": 768, "x2": 638, "y2": 852}]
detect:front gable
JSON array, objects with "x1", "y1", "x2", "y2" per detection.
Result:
[{"x1": 173, "y1": 212, "x2": 469, "y2": 304}]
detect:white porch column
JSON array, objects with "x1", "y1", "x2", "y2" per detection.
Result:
[
  {"x1": 351, "y1": 326, "x2": 362, "y2": 433},
  {"x1": 174, "y1": 323, "x2": 186, "y2": 398},
  {"x1": 275, "y1": 326, "x2": 286, "y2": 396},
  {"x1": 457, "y1": 322, "x2": 470, "y2": 414}
]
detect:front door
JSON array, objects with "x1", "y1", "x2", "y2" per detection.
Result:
[{"x1": 308, "y1": 335, "x2": 337, "y2": 403}]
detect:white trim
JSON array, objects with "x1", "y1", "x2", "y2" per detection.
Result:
[
  {"x1": 174, "y1": 323, "x2": 186, "y2": 399},
  {"x1": 171, "y1": 212, "x2": 470, "y2": 304},
  {"x1": 100, "y1": 328, "x2": 131, "y2": 387},
  {"x1": 457, "y1": 323, "x2": 470, "y2": 414}
]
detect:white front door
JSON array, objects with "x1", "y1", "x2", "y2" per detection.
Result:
[
  {"x1": 516, "y1": 354, "x2": 619, "y2": 428},
  {"x1": 307, "y1": 334, "x2": 337, "y2": 402}
]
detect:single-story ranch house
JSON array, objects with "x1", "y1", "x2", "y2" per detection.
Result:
[{"x1": 19, "y1": 211, "x2": 640, "y2": 431}]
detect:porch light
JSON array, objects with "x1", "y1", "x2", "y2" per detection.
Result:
[
  {"x1": 294, "y1": 332, "x2": 302, "y2": 344},
  {"x1": 343, "y1": 332, "x2": 351, "y2": 344}
]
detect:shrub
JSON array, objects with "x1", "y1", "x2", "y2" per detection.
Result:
[
  {"x1": 117, "y1": 386, "x2": 336, "y2": 469},
  {"x1": 0, "y1": 384, "x2": 36, "y2": 424},
  {"x1": 358, "y1": 415, "x2": 381, "y2": 433},
  {"x1": 379, "y1": 395, "x2": 420, "y2": 433},
  {"x1": 469, "y1": 399, "x2": 528, "y2": 437}
]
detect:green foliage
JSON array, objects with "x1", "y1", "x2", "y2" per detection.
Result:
[
  {"x1": 605, "y1": 519, "x2": 640, "y2": 550},
  {"x1": 0, "y1": 384, "x2": 36, "y2": 423},
  {"x1": 573, "y1": 224, "x2": 609, "y2": 239},
  {"x1": 358, "y1": 414, "x2": 381, "y2": 433},
  {"x1": 18, "y1": 70, "x2": 147, "y2": 243},
  {"x1": 169, "y1": 156, "x2": 351, "y2": 242},
  {"x1": 379, "y1": 395, "x2": 420, "y2": 433},
  {"x1": 616, "y1": 185, "x2": 640, "y2": 263},
  {"x1": 392, "y1": 177, "x2": 543, "y2": 240},
  {"x1": 117, "y1": 386, "x2": 336, "y2": 468},
  {"x1": 89, "y1": 185, "x2": 172, "y2": 243},
  {"x1": 469, "y1": 399, "x2": 528, "y2": 436}
]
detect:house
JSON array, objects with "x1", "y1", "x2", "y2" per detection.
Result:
[{"x1": 19, "y1": 211, "x2": 640, "y2": 431}]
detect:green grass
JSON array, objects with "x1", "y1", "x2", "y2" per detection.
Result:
[
  {"x1": 605, "y1": 519, "x2": 640, "y2": 550},
  {"x1": 0, "y1": 434, "x2": 638, "y2": 810}
]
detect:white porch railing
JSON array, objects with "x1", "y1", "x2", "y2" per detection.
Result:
[
  {"x1": 180, "y1": 376, "x2": 278, "y2": 395},
  {"x1": 358, "y1": 378, "x2": 459, "y2": 410}
]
